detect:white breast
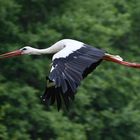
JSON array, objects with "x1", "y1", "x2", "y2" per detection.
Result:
[{"x1": 52, "y1": 39, "x2": 84, "y2": 60}]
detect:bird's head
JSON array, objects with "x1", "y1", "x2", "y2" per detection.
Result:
[
  {"x1": 20, "y1": 46, "x2": 40, "y2": 55},
  {"x1": 0, "y1": 46, "x2": 39, "y2": 59}
]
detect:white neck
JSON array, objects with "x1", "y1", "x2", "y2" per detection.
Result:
[
  {"x1": 36, "y1": 47, "x2": 57, "y2": 54},
  {"x1": 34, "y1": 40, "x2": 65, "y2": 55}
]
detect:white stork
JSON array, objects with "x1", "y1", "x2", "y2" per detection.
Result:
[{"x1": 0, "y1": 39, "x2": 140, "y2": 110}]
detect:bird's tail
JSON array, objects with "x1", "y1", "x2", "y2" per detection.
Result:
[{"x1": 103, "y1": 53, "x2": 140, "y2": 68}]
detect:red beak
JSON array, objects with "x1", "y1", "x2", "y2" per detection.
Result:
[{"x1": 0, "y1": 50, "x2": 22, "y2": 59}]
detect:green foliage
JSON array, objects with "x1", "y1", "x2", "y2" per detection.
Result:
[{"x1": 0, "y1": 0, "x2": 140, "y2": 139}]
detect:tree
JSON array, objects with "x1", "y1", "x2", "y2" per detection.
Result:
[{"x1": 0, "y1": 0, "x2": 140, "y2": 139}]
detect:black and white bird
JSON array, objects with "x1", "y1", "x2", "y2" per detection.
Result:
[{"x1": 1, "y1": 39, "x2": 140, "y2": 110}]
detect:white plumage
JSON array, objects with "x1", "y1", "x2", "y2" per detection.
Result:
[{"x1": 52, "y1": 39, "x2": 84, "y2": 60}]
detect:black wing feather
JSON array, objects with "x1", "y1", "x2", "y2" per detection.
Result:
[
  {"x1": 56, "y1": 91, "x2": 62, "y2": 111},
  {"x1": 41, "y1": 44, "x2": 105, "y2": 110}
]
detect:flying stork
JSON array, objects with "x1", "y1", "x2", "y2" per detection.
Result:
[{"x1": 0, "y1": 39, "x2": 140, "y2": 110}]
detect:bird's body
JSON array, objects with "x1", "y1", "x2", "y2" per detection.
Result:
[
  {"x1": 42, "y1": 39, "x2": 105, "y2": 110},
  {"x1": 1, "y1": 39, "x2": 140, "y2": 110}
]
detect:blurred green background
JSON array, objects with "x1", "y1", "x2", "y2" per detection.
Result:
[{"x1": 0, "y1": 0, "x2": 140, "y2": 140}]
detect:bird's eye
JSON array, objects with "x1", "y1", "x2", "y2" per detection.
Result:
[{"x1": 22, "y1": 48, "x2": 27, "y2": 51}]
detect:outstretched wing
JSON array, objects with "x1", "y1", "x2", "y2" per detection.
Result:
[{"x1": 41, "y1": 44, "x2": 105, "y2": 110}]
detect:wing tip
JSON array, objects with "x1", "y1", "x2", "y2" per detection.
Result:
[{"x1": 41, "y1": 83, "x2": 75, "y2": 111}]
